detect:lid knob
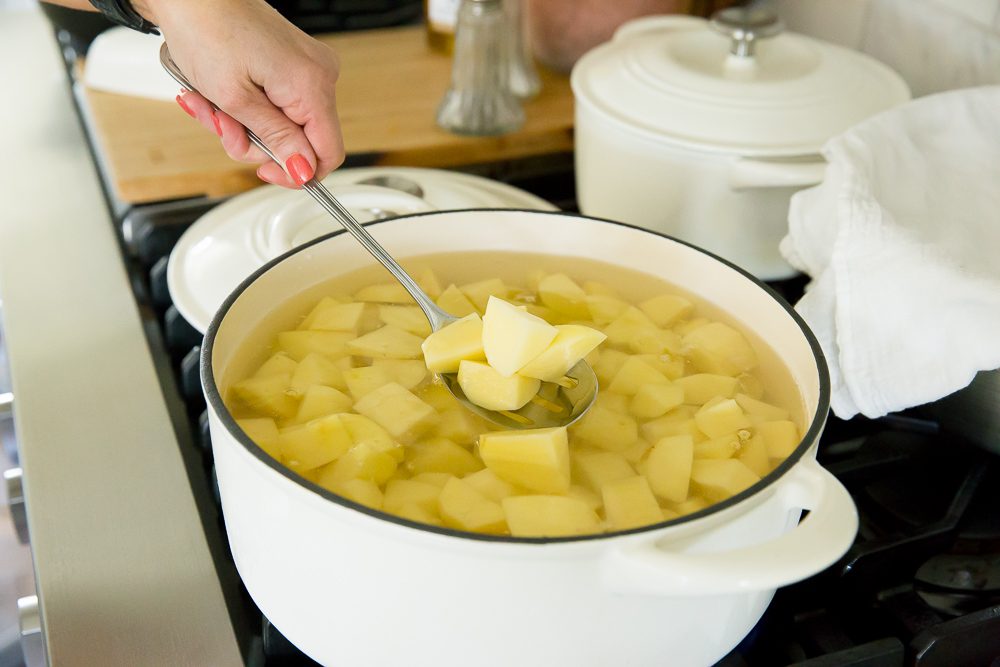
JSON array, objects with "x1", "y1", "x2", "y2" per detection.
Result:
[{"x1": 710, "y1": 5, "x2": 784, "y2": 58}]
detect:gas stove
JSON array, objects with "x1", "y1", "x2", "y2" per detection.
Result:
[
  {"x1": 111, "y1": 186, "x2": 1000, "y2": 667},
  {"x1": 6, "y1": 13, "x2": 997, "y2": 664}
]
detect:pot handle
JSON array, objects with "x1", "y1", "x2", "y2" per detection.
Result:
[
  {"x1": 728, "y1": 158, "x2": 827, "y2": 191},
  {"x1": 602, "y1": 458, "x2": 857, "y2": 596}
]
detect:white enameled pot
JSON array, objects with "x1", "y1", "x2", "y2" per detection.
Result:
[
  {"x1": 202, "y1": 209, "x2": 856, "y2": 667},
  {"x1": 571, "y1": 11, "x2": 910, "y2": 280}
]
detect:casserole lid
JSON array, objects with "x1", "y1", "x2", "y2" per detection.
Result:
[{"x1": 570, "y1": 8, "x2": 911, "y2": 155}]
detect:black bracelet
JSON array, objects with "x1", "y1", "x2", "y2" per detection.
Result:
[{"x1": 88, "y1": 0, "x2": 160, "y2": 35}]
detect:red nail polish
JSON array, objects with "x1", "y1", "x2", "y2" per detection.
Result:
[
  {"x1": 211, "y1": 111, "x2": 222, "y2": 137},
  {"x1": 285, "y1": 153, "x2": 314, "y2": 186},
  {"x1": 175, "y1": 94, "x2": 196, "y2": 118}
]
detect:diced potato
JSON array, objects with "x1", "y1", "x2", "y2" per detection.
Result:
[
  {"x1": 347, "y1": 325, "x2": 424, "y2": 360},
  {"x1": 602, "y1": 476, "x2": 664, "y2": 531},
  {"x1": 463, "y1": 469, "x2": 523, "y2": 503},
  {"x1": 421, "y1": 313, "x2": 486, "y2": 373},
  {"x1": 383, "y1": 479, "x2": 442, "y2": 514},
  {"x1": 415, "y1": 267, "x2": 443, "y2": 300},
  {"x1": 253, "y1": 352, "x2": 298, "y2": 378},
  {"x1": 736, "y1": 373, "x2": 765, "y2": 399},
  {"x1": 673, "y1": 317, "x2": 709, "y2": 337},
  {"x1": 595, "y1": 391, "x2": 630, "y2": 414},
  {"x1": 298, "y1": 295, "x2": 343, "y2": 329},
  {"x1": 231, "y1": 373, "x2": 298, "y2": 420},
  {"x1": 276, "y1": 330, "x2": 354, "y2": 361},
  {"x1": 289, "y1": 385, "x2": 353, "y2": 424},
  {"x1": 586, "y1": 294, "x2": 630, "y2": 325},
  {"x1": 354, "y1": 382, "x2": 438, "y2": 443},
  {"x1": 756, "y1": 420, "x2": 800, "y2": 458},
  {"x1": 683, "y1": 322, "x2": 758, "y2": 376},
  {"x1": 593, "y1": 348, "x2": 629, "y2": 386},
  {"x1": 517, "y1": 325, "x2": 607, "y2": 382},
  {"x1": 608, "y1": 356, "x2": 671, "y2": 395},
  {"x1": 378, "y1": 305, "x2": 431, "y2": 337},
  {"x1": 646, "y1": 435, "x2": 693, "y2": 503},
  {"x1": 277, "y1": 414, "x2": 353, "y2": 471},
  {"x1": 602, "y1": 307, "x2": 656, "y2": 347},
  {"x1": 343, "y1": 366, "x2": 392, "y2": 400},
  {"x1": 289, "y1": 352, "x2": 350, "y2": 393},
  {"x1": 338, "y1": 413, "x2": 404, "y2": 461},
  {"x1": 304, "y1": 300, "x2": 367, "y2": 333},
  {"x1": 635, "y1": 354, "x2": 686, "y2": 381},
  {"x1": 629, "y1": 383, "x2": 684, "y2": 419},
  {"x1": 479, "y1": 427, "x2": 570, "y2": 494},
  {"x1": 675, "y1": 374, "x2": 740, "y2": 405},
  {"x1": 458, "y1": 360, "x2": 540, "y2": 411},
  {"x1": 370, "y1": 359, "x2": 427, "y2": 391},
  {"x1": 321, "y1": 441, "x2": 398, "y2": 485},
  {"x1": 693, "y1": 433, "x2": 742, "y2": 459},
  {"x1": 570, "y1": 405, "x2": 638, "y2": 452},
  {"x1": 318, "y1": 477, "x2": 383, "y2": 510},
  {"x1": 735, "y1": 393, "x2": 790, "y2": 421},
  {"x1": 438, "y1": 477, "x2": 507, "y2": 534},
  {"x1": 410, "y1": 472, "x2": 454, "y2": 487},
  {"x1": 639, "y1": 294, "x2": 694, "y2": 327},
  {"x1": 640, "y1": 407, "x2": 702, "y2": 443},
  {"x1": 482, "y1": 296, "x2": 559, "y2": 377},
  {"x1": 353, "y1": 283, "x2": 414, "y2": 304},
  {"x1": 628, "y1": 327, "x2": 683, "y2": 356},
  {"x1": 406, "y1": 437, "x2": 483, "y2": 476},
  {"x1": 523, "y1": 303, "x2": 566, "y2": 325},
  {"x1": 622, "y1": 438, "x2": 653, "y2": 465},
  {"x1": 691, "y1": 459, "x2": 760, "y2": 502},
  {"x1": 459, "y1": 278, "x2": 509, "y2": 313},
  {"x1": 538, "y1": 273, "x2": 589, "y2": 319},
  {"x1": 694, "y1": 398, "x2": 752, "y2": 438},
  {"x1": 737, "y1": 434, "x2": 770, "y2": 477},
  {"x1": 567, "y1": 485, "x2": 603, "y2": 511},
  {"x1": 572, "y1": 450, "x2": 635, "y2": 493},
  {"x1": 431, "y1": 406, "x2": 482, "y2": 446},
  {"x1": 503, "y1": 495, "x2": 601, "y2": 537},
  {"x1": 235, "y1": 417, "x2": 281, "y2": 460},
  {"x1": 395, "y1": 502, "x2": 444, "y2": 527},
  {"x1": 583, "y1": 280, "x2": 618, "y2": 297},
  {"x1": 669, "y1": 495, "x2": 711, "y2": 516},
  {"x1": 436, "y1": 284, "x2": 479, "y2": 317}
]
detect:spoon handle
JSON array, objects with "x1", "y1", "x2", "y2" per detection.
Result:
[{"x1": 158, "y1": 43, "x2": 452, "y2": 331}]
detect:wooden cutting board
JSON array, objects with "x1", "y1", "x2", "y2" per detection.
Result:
[{"x1": 80, "y1": 25, "x2": 576, "y2": 205}]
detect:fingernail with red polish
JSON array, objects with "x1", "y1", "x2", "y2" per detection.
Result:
[
  {"x1": 285, "y1": 153, "x2": 314, "y2": 186},
  {"x1": 175, "y1": 94, "x2": 196, "y2": 118},
  {"x1": 211, "y1": 111, "x2": 222, "y2": 137}
]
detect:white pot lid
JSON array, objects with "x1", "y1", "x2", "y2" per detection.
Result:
[
  {"x1": 167, "y1": 167, "x2": 558, "y2": 333},
  {"x1": 571, "y1": 10, "x2": 911, "y2": 155}
]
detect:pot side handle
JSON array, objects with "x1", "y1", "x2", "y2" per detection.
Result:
[
  {"x1": 728, "y1": 158, "x2": 827, "y2": 191},
  {"x1": 601, "y1": 458, "x2": 858, "y2": 596}
]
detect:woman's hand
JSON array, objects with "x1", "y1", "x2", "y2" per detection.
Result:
[{"x1": 138, "y1": 0, "x2": 345, "y2": 187}]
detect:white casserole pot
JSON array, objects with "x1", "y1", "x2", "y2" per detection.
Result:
[
  {"x1": 571, "y1": 9, "x2": 911, "y2": 279},
  {"x1": 202, "y1": 209, "x2": 857, "y2": 667}
]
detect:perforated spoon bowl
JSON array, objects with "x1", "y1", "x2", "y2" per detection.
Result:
[{"x1": 160, "y1": 43, "x2": 596, "y2": 429}]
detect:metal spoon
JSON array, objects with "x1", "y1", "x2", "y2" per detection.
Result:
[{"x1": 159, "y1": 43, "x2": 597, "y2": 429}]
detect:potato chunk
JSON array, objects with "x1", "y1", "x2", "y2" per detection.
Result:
[
  {"x1": 479, "y1": 427, "x2": 570, "y2": 494},
  {"x1": 231, "y1": 373, "x2": 298, "y2": 420},
  {"x1": 347, "y1": 325, "x2": 424, "y2": 360},
  {"x1": 608, "y1": 356, "x2": 670, "y2": 395},
  {"x1": 378, "y1": 305, "x2": 431, "y2": 337},
  {"x1": 289, "y1": 385, "x2": 353, "y2": 424},
  {"x1": 277, "y1": 414, "x2": 353, "y2": 471},
  {"x1": 406, "y1": 437, "x2": 483, "y2": 477},
  {"x1": 459, "y1": 278, "x2": 509, "y2": 313},
  {"x1": 343, "y1": 366, "x2": 392, "y2": 400},
  {"x1": 629, "y1": 383, "x2": 684, "y2": 419},
  {"x1": 756, "y1": 420, "x2": 800, "y2": 458},
  {"x1": 602, "y1": 476, "x2": 663, "y2": 531},
  {"x1": 517, "y1": 324, "x2": 607, "y2": 382},
  {"x1": 572, "y1": 450, "x2": 635, "y2": 493},
  {"x1": 383, "y1": 479, "x2": 442, "y2": 514},
  {"x1": 235, "y1": 417, "x2": 281, "y2": 460},
  {"x1": 457, "y1": 360, "x2": 539, "y2": 411},
  {"x1": 353, "y1": 283, "x2": 414, "y2": 304},
  {"x1": 645, "y1": 435, "x2": 694, "y2": 503},
  {"x1": 639, "y1": 293, "x2": 694, "y2": 327},
  {"x1": 276, "y1": 330, "x2": 354, "y2": 361},
  {"x1": 462, "y1": 469, "x2": 524, "y2": 503},
  {"x1": 303, "y1": 299, "x2": 367, "y2": 333},
  {"x1": 370, "y1": 359, "x2": 427, "y2": 391},
  {"x1": 438, "y1": 477, "x2": 507, "y2": 534},
  {"x1": 538, "y1": 273, "x2": 589, "y2": 319},
  {"x1": 436, "y1": 284, "x2": 478, "y2": 317},
  {"x1": 289, "y1": 352, "x2": 349, "y2": 393},
  {"x1": 253, "y1": 352, "x2": 298, "y2": 378},
  {"x1": 319, "y1": 442, "x2": 398, "y2": 485},
  {"x1": 421, "y1": 313, "x2": 486, "y2": 373},
  {"x1": 353, "y1": 382, "x2": 438, "y2": 443},
  {"x1": 694, "y1": 398, "x2": 752, "y2": 438},
  {"x1": 674, "y1": 374, "x2": 739, "y2": 405},
  {"x1": 683, "y1": 322, "x2": 758, "y2": 375},
  {"x1": 482, "y1": 297, "x2": 559, "y2": 377},
  {"x1": 690, "y1": 459, "x2": 760, "y2": 502},
  {"x1": 503, "y1": 496, "x2": 601, "y2": 537}
]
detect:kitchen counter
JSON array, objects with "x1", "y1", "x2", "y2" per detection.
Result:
[{"x1": 0, "y1": 7, "x2": 242, "y2": 666}]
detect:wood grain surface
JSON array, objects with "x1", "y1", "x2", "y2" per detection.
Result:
[{"x1": 80, "y1": 26, "x2": 576, "y2": 204}]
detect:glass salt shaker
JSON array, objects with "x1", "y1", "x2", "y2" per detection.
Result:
[
  {"x1": 435, "y1": 0, "x2": 525, "y2": 136},
  {"x1": 504, "y1": 0, "x2": 540, "y2": 99}
]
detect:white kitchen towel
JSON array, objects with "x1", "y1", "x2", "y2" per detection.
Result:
[
  {"x1": 83, "y1": 27, "x2": 176, "y2": 101},
  {"x1": 780, "y1": 85, "x2": 1000, "y2": 419}
]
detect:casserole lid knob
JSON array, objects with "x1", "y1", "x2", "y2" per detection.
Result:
[{"x1": 710, "y1": 5, "x2": 783, "y2": 58}]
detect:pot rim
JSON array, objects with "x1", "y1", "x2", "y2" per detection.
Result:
[{"x1": 201, "y1": 208, "x2": 831, "y2": 544}]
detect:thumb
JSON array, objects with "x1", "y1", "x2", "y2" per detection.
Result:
[{"x1": 226, "y1": 88, "x2": 318, "y2": 187}]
